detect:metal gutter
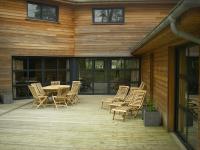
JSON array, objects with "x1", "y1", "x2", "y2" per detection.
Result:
[
  {"x1": 54, "y1": 0, "x2": 179, "y2": 5},
  {"x1": 131, "y1": 0, "x2": 200, "y2": 54}
]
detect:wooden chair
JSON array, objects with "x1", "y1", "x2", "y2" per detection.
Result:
[
  {"x1": 31, "y1": 83, "x2": 47, "y2": 96},
  {"x1": 101, "y1": 85, "x2": 129, "y2": 109},
  {"x1": 108, "y1": 87, "x2": 138, "y2": 112},
  {"x1": 28, "y1": 85, "x2": 48, "y2": 109},
  {"x1": 112, "y1": 90, "x2": 146, "y2": 121},
  {"x1": 71, "y1": 81, "x2": 81, "y2": 103},
  {"x1": 67, "y1": 81, "x2": 81, "y2": 105},
  {"x1": 52, "y1": 87, "x2": 68, "y2": 109},
  {"x1": 51, "y1": 81, "x2": 60, "y2": 85}
]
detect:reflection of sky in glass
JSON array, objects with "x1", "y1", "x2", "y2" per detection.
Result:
[
  {"x1": 94, "y1": 9, "x2": 123, "y2": 23},
  {"x1": 28, "y1": 4, "x2": 40, "y2": 18}
]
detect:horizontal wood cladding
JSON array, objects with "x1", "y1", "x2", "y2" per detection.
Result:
[
  {"x1": 0, "y1": 0, "x2": 74, "y2": 56},
  {"x1": 141, "y1": 54, "x2": 151, "y2": 99},
  {"x1": 74, "y1": 4, "x2": 174, "y2": 56},
  {"x1": 141, "y1": 48, "x2": 169, "y2": 127},
  {"x1": 0, "y1": 0, "x2": 74, "y2": 96},
  {"x1": 153, "y1": 47, "x2": 168, "y2": 127},
  {"x1": 133, "y1": 8, "x2": 200, "y2": 55}
]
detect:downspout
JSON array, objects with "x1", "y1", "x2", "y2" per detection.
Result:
[{"x1": 169, "y1": 16, "x2": 200, "y2": 44}]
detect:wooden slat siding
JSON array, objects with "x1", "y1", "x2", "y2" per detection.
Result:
[
  {"x1": 153, "y1": 47, "x2": 168, "y2": 127},
  {"x1": 74, "y1": 4, "x2": 174, "y2": 56},
  {"x1": 141, "y1": 54, "x2": 151, "y2": 99},
  {"x1": 133, "y1": 8, "x2": 200, "y2": 55},
  {"x1": 0, "y1": 0, "x2": 74, "y2": 101}
]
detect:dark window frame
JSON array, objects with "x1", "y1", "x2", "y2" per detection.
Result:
[
  {"x1": 27, "y1": 1, "x2": 59, "y2": 22},
  {"x1": 92, "y1": 8, "x2": 125, "y2": 25}
]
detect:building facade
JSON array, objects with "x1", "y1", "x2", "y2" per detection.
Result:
[
  {"x1": 132, "y1": 1, "x2": 200, "y2": 149},
  {"x1": 0, "y1": 0, "x2": 176, "y2": 101}
]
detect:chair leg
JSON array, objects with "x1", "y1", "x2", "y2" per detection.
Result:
[
  {"x1": 113, "y1": 110, "x2": 116, "y2": 120},
  {"x1": 122, "y1": 112, "x2": 126, "y2": 121},
  {"x1": 101, "y1": 102, "x2": 104, "y2": 109}
]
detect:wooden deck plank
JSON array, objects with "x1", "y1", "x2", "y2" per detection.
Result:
[{"x1": 0, "y1": 95, "x2": 182, "y2": 150}]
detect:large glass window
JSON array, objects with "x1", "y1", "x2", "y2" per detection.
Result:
[
  {"x1": 12, "y1": 57, "x2": 140, "y2": 98},
  {"x1": 93, "y1": 8, "x2": 124, "y2": 24},
  {"x1": 78, "y1": 58, "x2": 140, "y2": 94},
  {"x1": 12, "y1": 57, "x2": 70, "y2": 99},
  {"x1": 176, "y1": 44, "x2": 199, "y2": 150},
  {"x1": 27, "y1": 2, "x2": 58, "y2": 22}
]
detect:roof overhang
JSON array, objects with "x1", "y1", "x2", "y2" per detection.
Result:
[
  {"x1": 131, "y1": 0, "x2": 200, "y2": 55},
  {"x1": 52, "y1": 0, "x2": 179, "y2": 5}
]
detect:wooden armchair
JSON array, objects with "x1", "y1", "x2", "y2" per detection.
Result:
[
  {"x1": 28, "y1": 85, "x2": 48, "y2": 109},
  {"x1": 112, "y1": 90, "x2": 146, "y2": 121},
  {"x1": 52, "y1": 87, "x2": 68, "y2": 109},
  {"x1": 101, "y1": 85, "x2": 129, "y2": 109},
  {"x1": 67, "y1": 81, "x2": 81, "y2": 105}
]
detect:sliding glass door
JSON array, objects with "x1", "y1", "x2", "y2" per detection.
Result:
[
  {"x1": 12, "y1": 57, "x2": 140, "y2": 99},
  {"x1": 12, "y1": 57, "x2": 70, "y2": 99},
  {"x1": 175, "y1": 44, "x2": 199, "y2": 150},
  {"x1": 78, "y1": 58, "x2": 140, "y2": 94}
]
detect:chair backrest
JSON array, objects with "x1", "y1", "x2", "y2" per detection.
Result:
[
  {"x1": 129, "y1": 90, "x2": 147, "y2": 109},
  {"x1": 139, "y1": 82, "x2": 145, "y2": 90},
  {"x1": 30, "y1": 83, "x2": 41, "y2": 96},
  {"x1": 114, "y1": 85, "x2": 129, "y2": 100},
  {"x1": 124, "y1": 87, "x2": 137, "y2": 102},
  {"x1": 51, "y1": 81, "x2": 60, "y2": 85},
  {"x1": 36, "y1": 83, "x2": 46, "y2": 96},
  {"x1": 28, "y1": 85, "x2": 39, "y2": 99},
  {"x1": 71, "y1": 81, "x2": 81, "y2": 94},
  {"x1": 57, "y1": 87, "x2": 68, "y2": 97}
]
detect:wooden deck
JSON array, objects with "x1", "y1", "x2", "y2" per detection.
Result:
[{"x1": 0, "y1": 95, "x2": 183, "y2": 150}]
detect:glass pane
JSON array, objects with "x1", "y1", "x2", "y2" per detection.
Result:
[
  {"x1": 109, "y1": 83, "x2": 121, "y2": 94},
  {"x1": 111, "y1": 9, "x2": 123, "y2": 23},
  {"x1": 130, "y1": 70, "x2": 139, "y2": 82},
  {"x1": 95, "y1": 60, "x2": 104, "y2": 69},
  {"x1": 186, "y1": 45, "x2": 199, "y2": 150},
  {"x1": 13, "y1": 71, "x2": 28, "y2": 84},
  {"x1": 80, "y1": 75, "x2": 93, "y2": 94},
  {"x1": 13, "y1": 86, "x2": 30, "y2": 99},
  {"x1": 79, "y1": 59, "x2": 92, "y2": 70},
  {"x1": 94, "y1": 70, "x2": 106, "y2": 82},
  {"x1": 28, "y1": 3, "x2": 41, "y2": 19},
  {"x1": 111, "y1": 59, "x2": 124, "y2": 69},
  {"x1": 44, "y1": 71, "x2": 57, "y2": 85},
  {"x1": 45, "y1": 58, "x2": 57, "y2": 69},
  {"x1": 42, "y1": 5, "x2": 57, "y2": 21},
  {"x1": 13, "y1": 58, "x2": 27, "y2": 70},
  {"x1": 94, "y1": 9, "x2": 109, "y2": 23},
  {"x1": 29, "y1": 71, "x2": 42, "y2": 83},
  {"x1": 125, "y1": 59, "x2": 139, "y2": 69},
  {"x1": 29, "y1": 58, "x2": 42, "y2": 70},
  {"x1": 110, "y1": 70, "x2": 124, "y2": 82},
  {"x1": 178, "y1": 108, "x2": 187, "y2": 139},
  {"x1": 94, "y1": 83, "x2": 107, "y2": 93},
  {"x1": 93, "y1": 8, "x2": 123, "y2": 23},
  {"x1": 58, "y1": 59, "x2": 66, "y2": 70},
  {"x1": 58, "y1": 71, "x2": 66, "y2": 84}
]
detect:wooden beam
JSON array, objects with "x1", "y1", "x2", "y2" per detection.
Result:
[{"x1": 167, "y1": 47, "x2": 175, "y2": 132}]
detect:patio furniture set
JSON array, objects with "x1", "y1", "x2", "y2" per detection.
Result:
[
  {"x1": 28, "y1": 81, "x2": 81, "y2": 109},
  {"x1": 101, "y1": 82, "x2": 147, "y2": 121}
]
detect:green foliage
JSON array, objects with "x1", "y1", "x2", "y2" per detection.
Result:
[{"x1": 146, "y1": 99, "x2": 157, "y2": 112}]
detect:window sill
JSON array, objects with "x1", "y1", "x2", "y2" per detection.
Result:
[
  {"x1": 92, "y1": 22, "x2": 125, "y2": 25},
  {"x1": 25, "y1": 18, "x2": 60, "y2": 24}
]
